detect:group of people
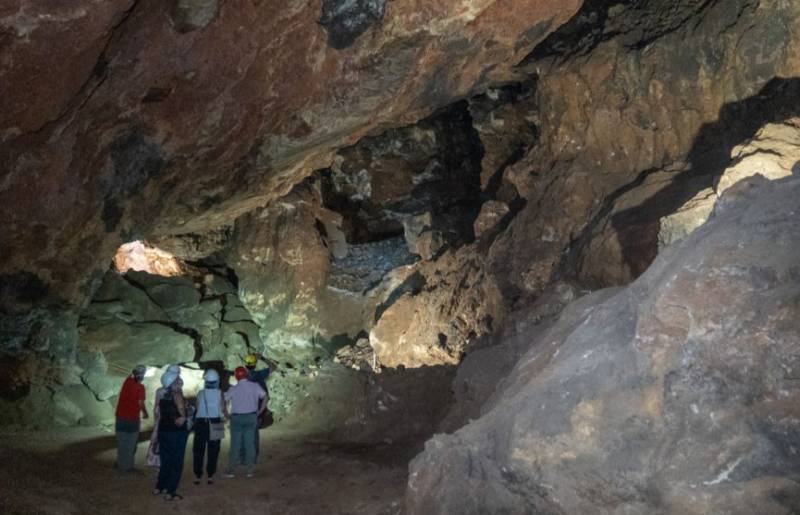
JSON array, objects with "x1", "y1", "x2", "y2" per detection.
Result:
[{"x1": 113, "y1": 354, "x2": 271, "y2": 501}]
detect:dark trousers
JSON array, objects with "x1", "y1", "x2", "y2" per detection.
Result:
[
  {"x1": 156, "y1": 429, "x2": 188, "y2": 495},
  {"x1": 192, "y1": 418, "x2": 221, "y2": 479},
  {"x1": 115, "y1": 418, "x2": 140, "y2": 471}
]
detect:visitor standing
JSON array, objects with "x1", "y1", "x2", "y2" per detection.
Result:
[
  {"x1": 114, "y1": 365, "x2": 148, "y2": 472},
  {"x1": 244, "y1": 353, "x2": 271, "y2": 462},
  {"x1": 147, "y1": 364, "x2": 182, "y2": 468},
  {"x1": 192, "y1": 369, "x2": 227, "y2": 485},
  {"x1": 224, "y1": 366, "x2": 266, "y2": 478},
  {"x1": 154, "y1": 371, "x2": 189, "y2": 501}
]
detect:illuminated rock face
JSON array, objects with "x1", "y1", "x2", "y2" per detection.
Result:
[
  {"x1": 408, "y1": 175, "x2": 800, "y2": 515},
  {"x1": 112, "y1": 240, "x2": 185, "y2": 276}
]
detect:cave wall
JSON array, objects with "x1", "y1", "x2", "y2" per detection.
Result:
[
  {"x1": 487, "y1": 0, "x2": 800, "y2": 294},
  {"x1": 0, "y1": 0, "x2": 580, "y2": 358},
  {"x1": 407, "y1": 172, "x2": 800, "y2": 515},
  {"x1": 1, "y1": 2, "x2": 799, "y2": 489}
]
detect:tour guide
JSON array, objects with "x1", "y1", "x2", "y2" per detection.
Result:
[{"x1": 224, "y1": 366, "x2": 267, "y2": 477}]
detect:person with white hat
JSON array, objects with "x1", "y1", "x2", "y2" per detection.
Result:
[
  {"x1": 146, "y1": 364, "x2": 183, "y2": 469},
  {"x1": 192, "y1": 368, "x2": 228, "y2": 485},
  {"x1": 154, "y1": 369, "x2": 189, "y2": 501}
]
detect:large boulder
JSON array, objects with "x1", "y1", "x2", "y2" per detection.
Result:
[
  {"x1": 79, "y1": 321, "x2": 195, "y2": 370},
  {"x1": 407, "y1": 175, "x2": 800, "y2": 515}
]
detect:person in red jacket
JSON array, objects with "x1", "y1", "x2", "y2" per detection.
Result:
[{"x1": 115, "y1": 365, "x2": 149, "y2": 472}]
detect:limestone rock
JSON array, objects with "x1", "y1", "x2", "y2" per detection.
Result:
[
  {"x1": 658, "y1": 187, "x2": 716, "y2": 249},
  {"x1": 407, "y1": 176, "x2": 800, "y2": 515},
  {"x1": 717, "y1": 118, "x2": 800, "y2": 194},
  {"x1": 54, "y1": 385, "x2": 115, "y2": 427},
  {"x1": 79, "y1": 321, "x2": 195, "y2": 370},
  {"x1": 169, "y1": 0, "x2": 219, "y2": 33},
  {"x1": 334, "y1": 337, "x2": 379, "y2": 372},
  {"x1": 370, "y1": 248, "x2": 503, "y2": 368},
  {"x1": 473, "y1": 200, "x2": 510, "y2": 240}
]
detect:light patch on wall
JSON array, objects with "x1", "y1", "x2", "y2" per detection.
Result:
[{"x1": 113, "y1": 240, "x2": 185, "y2": 276}]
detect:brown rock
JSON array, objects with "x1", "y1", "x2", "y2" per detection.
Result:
[{"x1": 473, "y1": 200, "x2": 509, "y2": 239}]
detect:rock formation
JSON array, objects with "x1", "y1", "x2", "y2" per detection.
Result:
[
  {"x1": 408, "y1": 174, "x2": 800, "y2": 515},
  {"x1": 2, "y1": 0, "x2": 800, "y2": 512}
]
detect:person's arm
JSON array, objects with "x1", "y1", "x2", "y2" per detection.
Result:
[
  {"x1": 257, "y1": 389, "x2": 267, "y2": 416},
  {"x1": 174, "y1": 391, "x2": 187, "y2": 426},
  {"x1": 138, "y1": 385, "x2": 149, "y2": 419},
  {"x1": 223, "y1": 389, "x2": 231, "y2": 419},
  {"x1": 220, "y1": 391, "x2": 228, "y2": 419}
]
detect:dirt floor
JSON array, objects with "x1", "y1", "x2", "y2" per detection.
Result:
[{"x1": 0, "y1": 426, "x2": 414, "y2": 514}]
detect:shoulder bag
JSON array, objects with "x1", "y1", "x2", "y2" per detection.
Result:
[{"x1": 203, "y1": 390, "x2": 225, "y2": 441}]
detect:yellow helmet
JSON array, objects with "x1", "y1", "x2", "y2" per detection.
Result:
[{"x1": 244, "y1": 354, "x2": 258, "y2": 366}]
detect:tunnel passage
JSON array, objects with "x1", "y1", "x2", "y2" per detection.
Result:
[{"x1": 1, "y1": 0, "x2": 800, "y2": 513}]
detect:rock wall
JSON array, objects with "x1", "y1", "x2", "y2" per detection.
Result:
[
  {"x1": 407, "y1": 174, "x2": 800, "y2": 515},
  {"x1": 0, "y1": 254, "x2": 263, "y2": 428},
  {"x1": 487, "y1": 0, "x2": 800, "y2": 295},
  {"x1": 0, "y1": 0, "x2": 581, "y2": 355}
]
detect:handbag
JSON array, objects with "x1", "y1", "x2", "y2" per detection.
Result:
[
  {"x1": 203, "y1": 390, "x2": 225, "y2": 441},
  {"x1": 146, "y1": 426, "x2": 160, "y2": 468}
]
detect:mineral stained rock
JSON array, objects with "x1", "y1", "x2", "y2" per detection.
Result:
[
  {"x1": 489, "y1": 0, "x2": 800, "y2": 294},
  {"x1": 407, "y1": 175, "x2": 800, "y2": 515},
  {"x1": 0, "y1": 0, "x2": 580, "y2": 319}
]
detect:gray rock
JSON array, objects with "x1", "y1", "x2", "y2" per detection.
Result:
[
  {"x1": 407, "y1": 176, "x2": 800, "y2": 515},
  {"x1": 79, "y1": 321, "x2": 195, "y2": 370},
  {"x1": 169, "y1": 0, "x2": 219, "y2": 33}
]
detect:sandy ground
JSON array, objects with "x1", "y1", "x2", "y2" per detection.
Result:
[{"x1": 0, "y1": 426, "x2": 413, "y2": 514}]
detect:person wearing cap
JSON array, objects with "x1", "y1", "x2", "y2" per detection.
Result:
[
  {"x1": 192, "y1": 369, "x2": 227, "y2": 485},
  {"x1": 114, "y1": 365, "x2": 149, "y2": 472},
  {"x1": 154, "y1": 364, "x2": 182, "y2": 417},
  {"x1": 154, "y1": 371, "x2": 189, "y2": 501},
  {"x1": 224, "y1": 366, "x2": 266, "y2": 478},
  {"x1": 146, "y1": 364, "x2": 183, "y2": 469},
  {"x1": 244, "y1": 353, "x2": 272, "y2": 463}
]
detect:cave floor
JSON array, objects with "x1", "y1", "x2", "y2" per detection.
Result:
[{"x1": 0, "y1": 426, "x2": 412, "y2": 515}]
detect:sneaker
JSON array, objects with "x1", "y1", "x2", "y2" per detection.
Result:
[
  {"x1": 207, "y1": 477, "x2": 214, "y2": 485},
  {"x1": 193, "y1": 478, "x2": 201, "y2": 485}
]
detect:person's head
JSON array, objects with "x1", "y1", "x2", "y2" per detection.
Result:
[
  {"x1": 160, "y1": 370, "x2": 179, "y2": 390},
  {"x1": 132, "y1": 365, "x2": 147, "y2": 382},
  {"x1": 172, "y1": 376, "x2": 184, "y2": 392},
  {"x1": 244, "y1": 354, "x2": 258, "y2": 371},
  {"x1": 234, "y1": 366, "x2": 248, "y2": 382},
  {"x1": 203, "y1": 369, "x2": 220, "y2": 389}
]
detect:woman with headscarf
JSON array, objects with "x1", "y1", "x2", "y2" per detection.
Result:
[
  {"x1": 192, "y1": 368, "x2": 228, "y2": 484},
  {"x1": 154, "y1": 370, "x2": 189, "y2": 501},
  {"x1": 146, "y1": 364, "x2": 182, "y2": 468}
]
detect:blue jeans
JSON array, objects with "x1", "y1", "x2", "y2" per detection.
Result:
[
  {"x1": 156, "y1": 429, "x2": 188, "y2": 495},
  {"x1": 228, "y1": 413, "x2": 257, "y2": 472}
]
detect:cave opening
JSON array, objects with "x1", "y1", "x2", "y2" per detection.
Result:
[{"x1": 2, "y1": 0, "x2": 800, "y2": 513}]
